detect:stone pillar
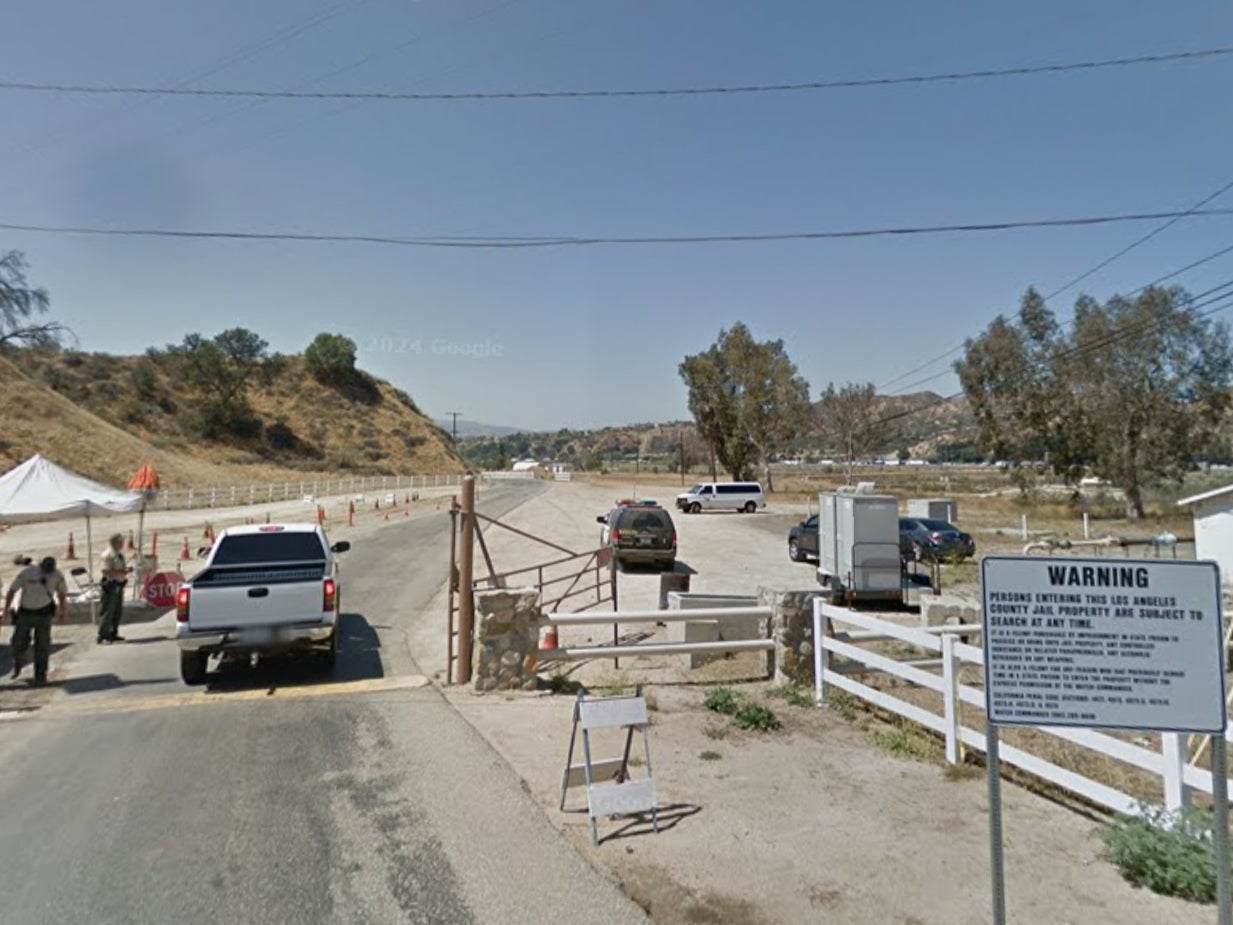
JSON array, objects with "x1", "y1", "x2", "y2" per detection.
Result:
[
  {"x1": 473, "y1": 587, "x2": 541, "y2": 692},
  {"x1": 758, "y1": 587, "x2": 826, "y2": 686}
]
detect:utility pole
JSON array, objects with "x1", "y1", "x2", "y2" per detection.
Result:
[{"x1": 447, "y1": 411, "x2": 462, "y2": 442}]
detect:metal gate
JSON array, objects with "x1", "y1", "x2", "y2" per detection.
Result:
[{"x1": 446, "y1": 477, "x2": 616, "y2": 684}]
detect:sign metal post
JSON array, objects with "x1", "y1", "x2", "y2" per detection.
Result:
[
  {"x1": 981, "y1": 557, "x2": 1228, "y2": 924},
  {"x1": 1216, "y1": 735, "x2": 1232, "y2": 925},
  {"x1": 987, "y1": 720, "x2": 1007, "y2": 925}
]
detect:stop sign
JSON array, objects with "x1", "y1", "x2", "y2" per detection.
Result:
[{"x1": 143, "y1": 572, "x2": 184, "y2": 609}]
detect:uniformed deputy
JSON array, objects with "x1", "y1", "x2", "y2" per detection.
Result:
[
  {"x1": 4, "y1": 556, "x2": 68, "y2": 686},
  {"x1": 98, "y1": 532, "x2": 130, "y2": 644}
]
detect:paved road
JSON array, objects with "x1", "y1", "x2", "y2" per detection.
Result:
[{"x1": 0, "y1": 481, "x2": 648, "y2": 925}]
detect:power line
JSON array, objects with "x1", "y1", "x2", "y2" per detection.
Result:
[
  {"x1": 863, "y1": 280, "x2": 1233, "y2": 435},
  {"x1": 1042, "y1": 177, "x2": 1233, "y2": 301},
  {"x1": 145, "y1": 0, "x2": 528, "y2": 157},
  {"x1": 4, "y1": 207, "x2": 1233, "y2": 250},
  {"x1": 881, "y1": 254, "x2": 1233, "y2": 397},
  {"x1": 0, "y1": 0, "x2": 379, "y2": 166},
  {"x1": 876, "y1": 188, "x2": 1233, "y2": 396},
  {"x1": 3, "y1": 45, "x2": 1230, "y2": 103}
]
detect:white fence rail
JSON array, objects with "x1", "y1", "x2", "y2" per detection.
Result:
[
  {"x1": 480, "y1": 470, "x2": 537, "y2": 480},
  {"x1": 540, "y1": 606, "x2": 773, "y2": 662},
  {"x1": 153, "y1": 474, "x2": 468, "y2": 511},
  {"x1": 812, "y1": 601, "x2": 1228, "y2": 816}
]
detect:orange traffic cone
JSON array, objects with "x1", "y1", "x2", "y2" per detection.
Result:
[
  {"x1": 126, "y1": 530, "x2": 135, "y2": 550},
  {"x1": 179, "y1": 537, "x2": 191, "y2": 560},
  {"x1": 543, "y1": 626, "x2": 559, "y2": 650},
  {"x1": 202, "y1": 522, "x2": 211, "y2": 539},
  {"x1": 65, "y1": 532, "x2": 77, "y2": 560}
]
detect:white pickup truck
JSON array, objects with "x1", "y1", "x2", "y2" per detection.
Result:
[{"x1": 174, "y1": 523, "x2": 350, "y2": 685}]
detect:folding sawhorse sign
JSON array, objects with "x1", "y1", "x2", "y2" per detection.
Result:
[{"x1": 559, "y1": 690, "x2": 659, "y2": 845}]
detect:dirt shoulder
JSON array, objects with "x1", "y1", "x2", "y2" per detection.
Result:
[{"x1": 419, "y1": 481, "x2": 1211, "y2": 925}]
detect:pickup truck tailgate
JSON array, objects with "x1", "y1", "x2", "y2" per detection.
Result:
[{"x1": 187, "y1": 565, "x2": 328, "y2": 630}]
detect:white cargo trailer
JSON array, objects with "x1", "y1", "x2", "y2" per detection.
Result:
[
  {"x1": 907, "y1": 498, "x2": 958, "y2": 523},
  {"x1": 817, "y1": 489, "x2": 903, "y2": 603}
]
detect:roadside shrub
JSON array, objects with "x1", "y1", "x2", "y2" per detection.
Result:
[
  {"x1": 703, "y1": 687, "x2": 741, "y2": 715},
  {"x1": 699, "y1": 750, "x2": 722, "y2": 761},
  {"x1": 732, "y1": 704, "x2": 781, "y2": 732},
  {"x1": 1102, "y1": 807, "x2": 1222, "y2": 903},
  {"x1": 870, "y1": 724, "x2": 936, "y2": 762},
  {"x1": 765, "y1": 684, "x2": 814, "y2": 709},
  {"x1": 826, "y1": 690, "x2": 859, "y2": 722}
]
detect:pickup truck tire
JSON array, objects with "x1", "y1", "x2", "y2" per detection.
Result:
[
  {"x1": 688, "y1": 502, "x2": 701, "y2": 514},
  {"x1": 318, "y1": 602, "x2": 339, "y2": 672},
  {"x1": 180, "y1": 651, "x2": 209, "y2": 686},
  {"x1": 318, "y1": 630, "x2": 337, "y2": 672}
]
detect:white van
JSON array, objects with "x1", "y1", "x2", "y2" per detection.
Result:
[{"x1": 675, "y1": 482, "x2": 765, "y2": 514}]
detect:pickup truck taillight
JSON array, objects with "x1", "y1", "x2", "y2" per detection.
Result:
[
  {"x1": 176, "y1": 587, "x2": 191, "y2": 622},
  {"x1": 323, "y1": 578, "x2": 337, "y2": 613},
  {"x1": 611, "y1": 529, "x2": 621, "y2": 544}
]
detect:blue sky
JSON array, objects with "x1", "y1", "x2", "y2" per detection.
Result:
[{"x1": 2, "y1": 0, "x2": 1232, "y2": 430}]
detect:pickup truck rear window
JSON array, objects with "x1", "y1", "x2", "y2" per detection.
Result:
[{"x1": 211, "y1": 533, "x2": 327, "y2": 565}]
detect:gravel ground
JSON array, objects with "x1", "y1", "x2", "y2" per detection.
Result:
[{"x1": 417, "y1": 480, "x2": 1213, "y2": 925}]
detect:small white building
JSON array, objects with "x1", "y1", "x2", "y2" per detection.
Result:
[
  {"x1": 511, "y1": 459, "x2": 539, "y2": 472},
  {"x1": 1178, "y1": 483, "x2": 1233, "y2": 585}
]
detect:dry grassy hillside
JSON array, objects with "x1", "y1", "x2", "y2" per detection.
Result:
[
  {"x1": 2, "y1": 349, "x2": 464, "y2": 485},
  {"x1": 0, "y1": 355, "x2": 248, "y2": 484}
]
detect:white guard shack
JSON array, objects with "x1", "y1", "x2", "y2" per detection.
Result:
[{"x1": 1178, "y1": 483, "x2": 1233, "y2": 586}]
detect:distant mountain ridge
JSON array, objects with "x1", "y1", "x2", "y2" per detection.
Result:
[
  {"x1": 434, "y1": 419, "x2": 527, "y2": 439},
  {"x1": 457, "y1": 396, "x2": 978, "y2": 469}
]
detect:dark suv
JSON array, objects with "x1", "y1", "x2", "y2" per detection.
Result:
[
  {"x1": 899, "y1": 517, "x2": 975, "y2": 563},
  {"x1": 597, "y1": 501, "x2": 677, "y2": 570},
  {"x1": 788, "y1": 514, "x2": 819, "y2": 562}
]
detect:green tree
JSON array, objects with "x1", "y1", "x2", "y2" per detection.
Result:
[
  {"x1": 305, "y1": 333, "x2": 358, "y2": 384},
  {"x1": 0, "y1": 251, "x2": 64, "y2": 347},
  {"x1": 956, "y1": 286, "x2": 1233, "y2": 517},
  {"x1": 679, "y1": 322, "x2": 811, "y2": 486},
  {"x1": 814, "y1": 382, "x2": 898, "y2": 482},
  {"x1": 168, "y1": 328, "x2": 270, "y2": 437},
  {"x1": 496, "y1": 440, "x2": 509, "y2": 470}
]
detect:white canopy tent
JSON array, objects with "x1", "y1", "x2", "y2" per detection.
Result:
[{"x1": 0, "y1": 454, "x2": 144, "y2": 586}]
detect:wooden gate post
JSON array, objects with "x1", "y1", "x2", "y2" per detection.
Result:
[{"x1": 456, "y1": 476, "x2": 477, "y2": 684}]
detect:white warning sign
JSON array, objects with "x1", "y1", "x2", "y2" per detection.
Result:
[{"x1": 981, "y1": 557, "x2": 1227, "y2": 733}]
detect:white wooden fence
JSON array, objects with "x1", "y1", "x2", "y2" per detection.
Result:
[
  {"x1": 812, "y1": 600, "x2": 1229, "y2": 816},
  {"x1": 154, "y1": 474, "x2": 467, "y2": 511},
  {"x1": 540, "y1": 607, "x2": 773, "y2": 662}
]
